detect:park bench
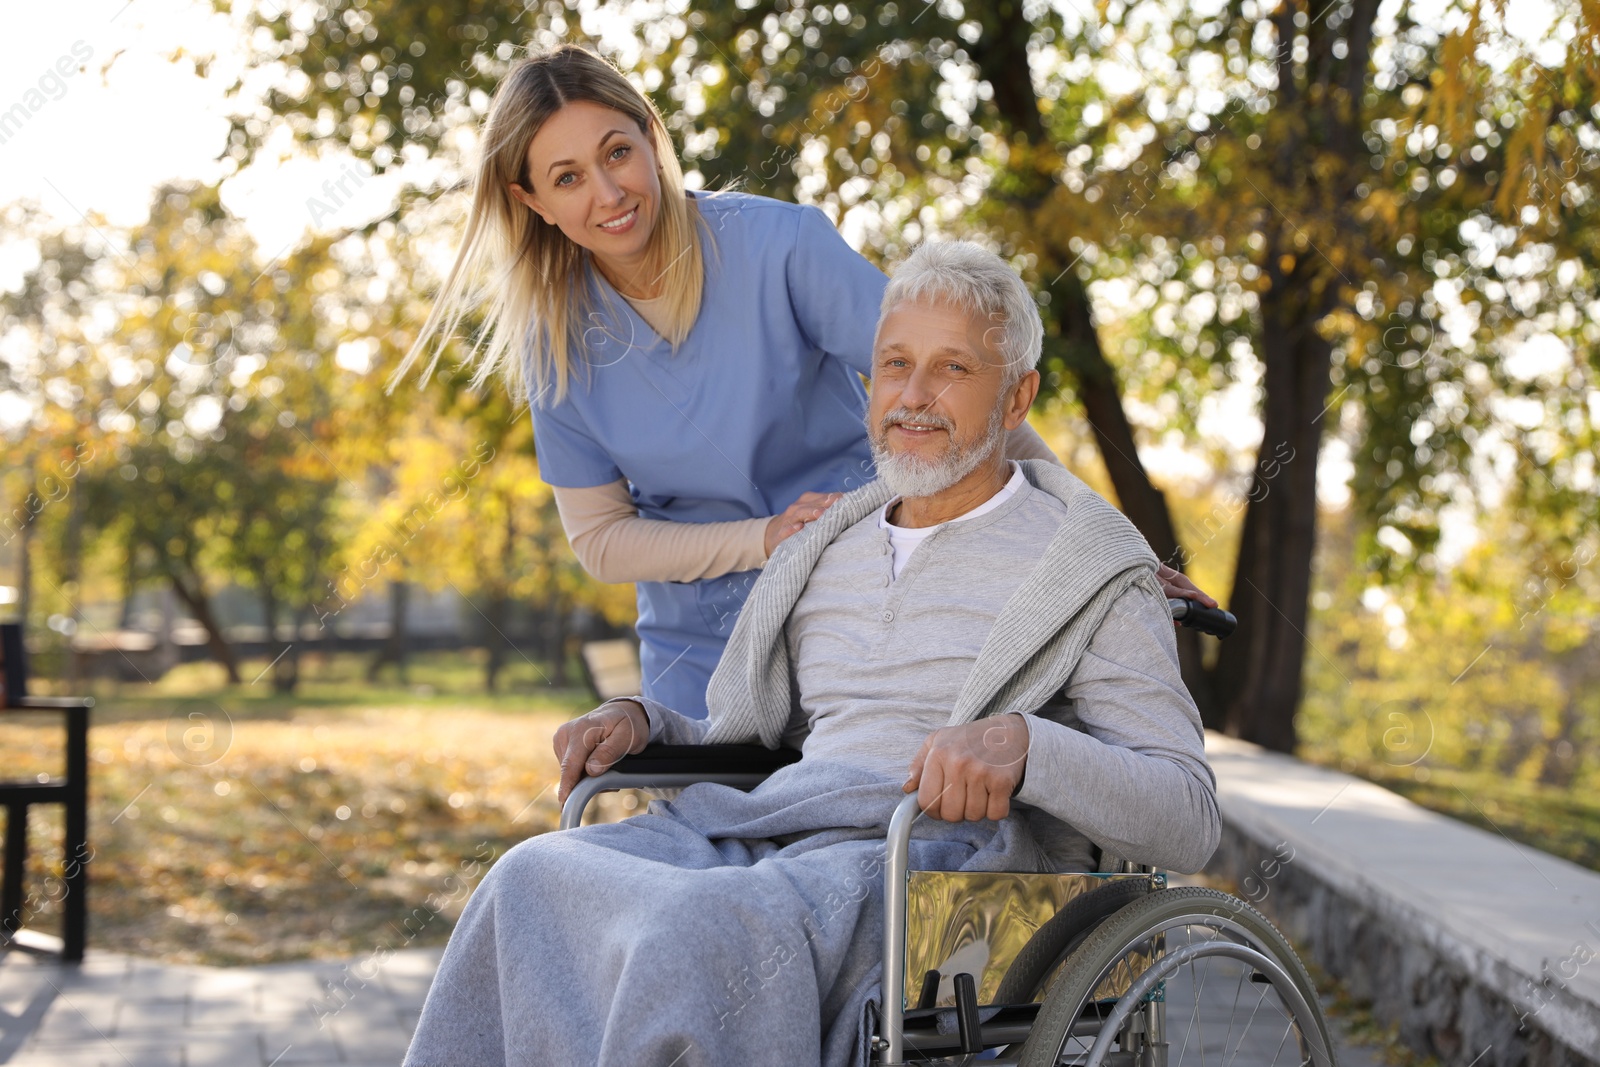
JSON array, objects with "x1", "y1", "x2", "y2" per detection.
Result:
[
  {"x1": 0, "y1": 622, "x2": 92, "y2": 961},
  {"x1": 578, "y1": 637, "x2": 643, "y2": 703}
]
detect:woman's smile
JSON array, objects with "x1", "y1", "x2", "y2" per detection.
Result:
[{"x1": 597, "y1": 207, "x2": 639, "y2": 233}]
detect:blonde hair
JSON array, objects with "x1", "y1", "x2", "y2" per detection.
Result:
[{"x1": 391, "y1": 45, "x2": 707, "y2": 403}]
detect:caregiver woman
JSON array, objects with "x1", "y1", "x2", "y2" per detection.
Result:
[{"x1": 396, "y1": 44, "x2": 1209, "y2": 717}]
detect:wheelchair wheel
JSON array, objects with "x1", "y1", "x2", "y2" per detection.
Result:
[{"x1": 1016, "y1": 888, "x2": 1335, "y2": 1067}]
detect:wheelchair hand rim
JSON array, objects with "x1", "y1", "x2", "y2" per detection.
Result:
[{"x1": 1079, "y1": 940, "x2": 1334, "y2": 1067}]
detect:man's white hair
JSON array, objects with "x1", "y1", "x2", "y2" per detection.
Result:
[{"x1": 876, "y1": 240, "x2": 1044, "y2": 385}]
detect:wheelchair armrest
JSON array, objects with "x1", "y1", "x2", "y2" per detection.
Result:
[
  {"x1": 611, "y1": 744, "x2": 801, "y2": 776},
  {"x1": 557, "y1": 744, "x2": 801, "y2": 830}
]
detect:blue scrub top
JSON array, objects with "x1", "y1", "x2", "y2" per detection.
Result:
[{"x1": 531, "y1": 192, "x2": 889, "y2": 717}]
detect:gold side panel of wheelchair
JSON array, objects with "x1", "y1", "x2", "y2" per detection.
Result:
[{"x1": 904, "y1": 871, "x2": 1159, "y2": 1008}]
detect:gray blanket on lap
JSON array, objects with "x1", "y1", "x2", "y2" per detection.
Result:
[{"x1": 404, "y1": 760, "x2": 1048, "y2": 1067}]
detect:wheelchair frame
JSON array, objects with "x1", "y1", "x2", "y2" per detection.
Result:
[
  {"x1": 560, "y1": 764, "x2": 1332, "y2": 1067},
  {"x1": 554, "y1": 601, "x2": 1336, "y2": 1066}
]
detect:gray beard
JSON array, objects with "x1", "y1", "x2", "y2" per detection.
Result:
[{"x1": 868, "y1": 407, "x2": 1005, "y2": 501}]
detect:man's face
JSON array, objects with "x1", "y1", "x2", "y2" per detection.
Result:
[{"x1": 867, "y1": 299, "x2": 1030, "y2": 496}]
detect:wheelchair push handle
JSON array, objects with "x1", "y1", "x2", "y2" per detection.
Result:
[{"x1": 1168, "y1": 597, "x2": 1238, "y2": 638}]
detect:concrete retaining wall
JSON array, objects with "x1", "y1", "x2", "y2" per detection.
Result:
[{"x1": 1204, "y1": 734, "x2": 1600, "y2": 1067}]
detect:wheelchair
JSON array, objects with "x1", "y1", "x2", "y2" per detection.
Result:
[{"x1": 559, "y1": 600, "x2": 1335, "y2": 1067}]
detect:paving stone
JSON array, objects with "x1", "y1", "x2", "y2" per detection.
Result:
[
  {"x1": 185, "y1": 970, "x2": 270, "y2": 1029},
  {"x1": 375, "y1": 948, "x2": 443, "y2": 977},
  {"x1": 187, "y1": 969, "x2": 260, "y2": 996},
  {"x1": 0, "y1": 976, "x2": 58, "y2": 1024},
  {"x1": 72, "y1": 954, "x2": 135, "y2": 979},
  {"x1": 326, "y1": 1013, "x2": 414, "y2": 1062},
  {"x1": 109, "y1": 995, "x2": 188, "y2": 1035},
  {"x1": 375, "y1": 970, "x2": 432, "y2": 1009},
  {"x1": 253, "y1": 1022, "x2": 344, "y2": 1064},
  {"x1": 186, "y1": 993, "x2": 272, "y2": 1031},
  {"x1": 179, "y1": 1033, "x2": 269, "y2": 1067},
  {"x1": 257, "y1": 980, "x2": 339, "y2": 1024},
  {"x1": 98, "y1": 969, "x2": 197, "y2": 998},
  {"x1": 22, "y1": 986, "x2": 122, "y2": 1042},
  {"x1": 8, "y1": 1038, "x2": 184, "y2": 1067}
]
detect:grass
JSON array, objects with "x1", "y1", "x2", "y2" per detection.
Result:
[
  {"x1": 3, "y1": 651, "x2": 607, "y2": 964},
  {"x1": 10, "y1": 648, "x2": 1595, "y2": 966},
  {"x1": 1305, "y1": 757, "x2": 1600, "y2": 875}
]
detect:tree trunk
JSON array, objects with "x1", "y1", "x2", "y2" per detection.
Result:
[
  {"x1": 118, "y1": 550, "x2": 137, "y2": 629},
  {"x1": 169, "y1": 571, "x2": 241, "y2": 684},
  {"x1": 484, "y1": 591, "x2": 510, "y2": 693},
  {"x1": 258, "y1": 584, "x2": 299, "y2": 694},
  {"x1": 63, "y1": 475, "x2": 84, "y2": 685},
  {"x1": 367, "y1": 580, "x2": 410, "y2": 682},
  {"x1": 1209, "y1": 284, "x2": 1333, "y2": 751},
  {"x1": 483, "y1": 492, "x2": 517, "y2": 693},
  {"x1": 16, "y1": 511, "x2": 31, "y2": 629},
  {"x1": 547, "y1": 595, "x2": 570, "y2": 688},
  {"x1": 278, "y1": 606, "x2": 305, "y2": 693}
]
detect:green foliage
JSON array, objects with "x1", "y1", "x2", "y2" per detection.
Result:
[{"x1": 1300, "y1": 510, "x2": 1600, "y2": 790}]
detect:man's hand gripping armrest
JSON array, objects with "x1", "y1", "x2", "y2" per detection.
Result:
[
  {"x1": 553, "y1": 700, "x2": 650, "y2": 804},
  {"x1": 903, "y1": 713, "x2": 1030, "y2": 822}
]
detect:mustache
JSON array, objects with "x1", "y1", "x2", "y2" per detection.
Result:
[{"x1": 876, "y1": 407, "x2": 955, "y2": 433}]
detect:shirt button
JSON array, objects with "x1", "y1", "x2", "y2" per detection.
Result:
[{"x1": 882, "y1": 609, "x2": 895, "y2": 622}]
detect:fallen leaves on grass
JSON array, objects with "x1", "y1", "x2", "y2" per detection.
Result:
[{"x1": 1, "y1": 704, "x2": 609, "y2": 964}]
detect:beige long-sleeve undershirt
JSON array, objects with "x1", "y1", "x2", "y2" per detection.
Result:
[{"x1": 552, "y1": 420, "x2": 1062, "y2": 585}]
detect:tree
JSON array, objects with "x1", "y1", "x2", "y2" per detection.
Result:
[
  {"x1": 0, "y1": 209, "x2": 114, "y2": 653},
  {"x1": 70, "y1": 184, "x2": 363, "y2": 686}
]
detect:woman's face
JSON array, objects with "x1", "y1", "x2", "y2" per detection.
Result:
[{"x1": 511, "y1": 100, "x2": 663, "y2": 282}]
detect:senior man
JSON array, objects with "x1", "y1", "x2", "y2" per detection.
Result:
[{"x1": 404, "y1": 242, "x2": 1217, "y2": 1067}]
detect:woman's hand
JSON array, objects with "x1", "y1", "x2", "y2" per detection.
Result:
[
  {"x1": 1157, "y1": 563, "x2": 1217, "y2": 608},
  {"x1": 764, "y1": 491, "x2": 843, "y2": 557},
  {"x1": 553, "y1": 700, "x2": 650, "y2": 803}
]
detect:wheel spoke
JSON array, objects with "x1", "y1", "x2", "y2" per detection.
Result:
[
  {"x1": 1270, "y1": 1014, "x2": 1296, "y2": 1067},
  {"x1": 1174, "y1": 954, "x2": 1201, "y2": 1067},
  {"x1": 1221, "y1": 958, "x2": 1248, "y2": 1061},
  {"x1": 1221, "y1": 978, "x2": 1272, "y2": 1067}
]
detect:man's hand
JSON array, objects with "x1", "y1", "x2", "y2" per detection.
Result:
[
  {"x1": 1156, "y1": 564, "x2": 1217, "y2": 608},
  {"x1": 552, "y1": 700, "x2": 650, "y2": 804},
  {"x1": 903, "y1": 715, "x2": 1030, "y2": 822}
]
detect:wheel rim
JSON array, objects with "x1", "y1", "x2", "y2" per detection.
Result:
[
  {"x1": 1081, "y1": 941, "x2": 1333, "y2": 1067},
  {"x1": 1041, "y1": 917, "x2": 1329, "y2": 1067},
  {"x1": 1018, "y1": 890, "x2": 1335, "y2": 1067}
]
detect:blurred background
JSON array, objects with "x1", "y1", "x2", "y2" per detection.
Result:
[{"x1": 0, "y1": 0, "x2": 1595, "y2": 974}]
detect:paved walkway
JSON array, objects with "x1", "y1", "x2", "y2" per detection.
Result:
[
  {"x1": 0, "y1": 944, "x2": 433, "y2": 1066},
  {"x1": 2, "y1": 936, "x2": 1381, "y2": 1066}
]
